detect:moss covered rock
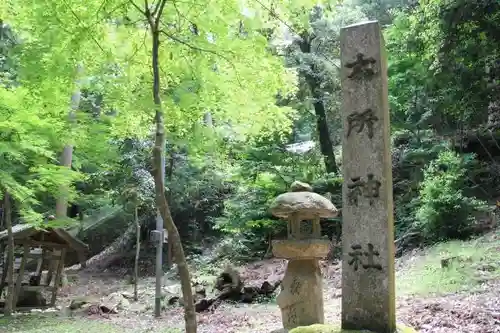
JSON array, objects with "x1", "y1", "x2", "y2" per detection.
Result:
[{"x1": 286, "y1": 323, "x2": 418, "y2": 333}]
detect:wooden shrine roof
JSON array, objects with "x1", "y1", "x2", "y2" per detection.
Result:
[{"x1": 0, "y1": 224, "x2": 88, "y2": 253}]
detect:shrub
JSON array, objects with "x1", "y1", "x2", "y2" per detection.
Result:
[{"x1": 414, "y1": 150, "x2": 487, "y2": 242}]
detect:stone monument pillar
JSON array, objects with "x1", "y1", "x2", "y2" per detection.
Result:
[
  {"x1": 339, "y1": 21, "x2": 396, "y2": 332},
  {"x1": 270, "y1": 181, "x2": 338, "y2": 330}
]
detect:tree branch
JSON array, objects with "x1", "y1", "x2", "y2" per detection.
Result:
[
  {"x1": 61, "y1": 1, "x2": 107, "y2": 54},
  {"x1": 130, "y1": 0, "x2": 154, "y2": 29},
  {"x1": 159, "y1": 30, "x2": 243, "y2": 86},
  {"x1": 171, "y1": 1, "x2": 184, "y2": 33},
  {"x1": 159, "y1": 30, "x2": 232, "y2": 61},
  {"x1": 153, "y1": 0, "x2": 166, "y2": 19},
  {"x1": 125, "y1": 28, "x2": 150, "y2": 62},
  {"x1": 154, "y1": 0, "x2": 168, "y2": 28},
  {"x1": 129, "y1": 0, "x2": 146, "y2": 16}
]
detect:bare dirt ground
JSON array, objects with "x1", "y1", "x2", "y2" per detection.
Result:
[{"x1": 55, "y1": 257, "x2": 500, "y2": 333}]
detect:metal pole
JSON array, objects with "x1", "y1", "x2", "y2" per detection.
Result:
[{"x1": 154, "y1": 149, "x2": 166, "y2": 317}]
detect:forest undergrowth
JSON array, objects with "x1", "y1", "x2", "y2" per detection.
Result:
[{"x1": 2, "y1": 229, "x2": 499, "y2": 333}]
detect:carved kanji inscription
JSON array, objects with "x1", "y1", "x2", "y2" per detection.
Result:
[
  {"x1": 345, "y1": 53, "x2": 376, "y2": 80},
  {"x1": 290, "y1": 277, "x2": 301, "y2": 295},
  {"x1": 347, "y1": 243, "x2": 382, "y2": 271},
  {"x1": 347, "y1": 173, "x2": 381, "y2": 206},
  {"x1": 346, "y1": 109, "x2": 378, "y2": 139}
]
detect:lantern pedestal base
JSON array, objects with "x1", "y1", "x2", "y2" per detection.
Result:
[{"x1": 276, "y1": 259, "x2": 324, "y2": 330}]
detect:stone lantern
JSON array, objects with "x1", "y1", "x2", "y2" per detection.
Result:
[{"x1": 269, "y1": 181, "x2": 338, "y2": 330}]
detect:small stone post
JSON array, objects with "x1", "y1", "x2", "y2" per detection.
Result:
[
  {"x1": 340, "y1": 21, "x2": 396, "y2": 332},
  {"x1": 270, "y1": 182, "x2": 338, "y2": 330}
]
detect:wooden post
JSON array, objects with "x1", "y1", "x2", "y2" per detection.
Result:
[
  {"x1": 12, "y1": 244, "x2": 29, "y2": 310},
  {"x1": 3, "y1": 191, "x2": 14, "y2": 316},
  {"x1": 50, "y1": 248, "x2": 66, "y2": 306},
  {"x1": 35, "y1": 248, "x2": 44, "y2": 275},
  {"x1": 0, "y1": 244, "x2": 7, "y2": 298},
  {"x1": 78, "y1": 251, "x2": 86, "y2": 269},
  {"x1": 45, "y1": 249, "x2": 61, "y2": 286}
]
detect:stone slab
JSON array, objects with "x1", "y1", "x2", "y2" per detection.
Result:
[
  {"x1": 339, "y1": 21, "x2": 396, "y2": 332},
  {"x1": 270, "y1": 191, "x2": 338, "y2": 220}
]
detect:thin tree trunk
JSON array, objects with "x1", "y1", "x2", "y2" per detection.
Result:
[
  {"x1": 55, "y1": 64, "x2": 83, "y2": 218},
  {"x1": 3, "y1": 191, "x2": 14, "y2": 316},
  {"x1": 298, "y1": 34, "x2": 338, "y2": 174},
  {"x1": 55, "y1": 145, "x2": 73, "y2": 218},
  {"x1": 133, "y1": 204, "x2": 140, "y2": 302},
  {"x1": 83, "y1": 222, "x2": 136, "y2": 270},
  {"x1": 166, "y1": 152, "x2": 175, "y2": 269},
  {"x1": 203, "y1": 112, "x2": 213, "y2": 127},
  {"x1": 141, "y1": 2, "x2": 197, "y2": 332},
  {"x1": 307, "y1": 74, "x2": 338, "y2": 174},
  {"x1": 0, "y1": 196, "x2": 5, "y2": 231}
]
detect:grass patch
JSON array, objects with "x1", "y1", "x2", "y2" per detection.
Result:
[
  {"x1": 0, "y1": 315, "x2": 123, "y2": 333},
  {"x1": 0, "y1": 315, "x2": 181, "y2": 333},
  {"x1": 397, "y1": 229, "x2": 500, "y2": 296}
]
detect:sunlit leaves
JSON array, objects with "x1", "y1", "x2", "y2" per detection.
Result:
[
  {"x1": 96, "y1": 0, "x2": 303, "y2": 141},
  {"x1": 0, "y1": 0, "x2": 322, "y2": 224},
  {"x1": 0, "y1": 85, "x2": 79, "y2": 222}
]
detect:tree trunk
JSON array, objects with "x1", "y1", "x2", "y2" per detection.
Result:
[
  {"x1": 4, "y1": 192, "x2": 14, "y2": 316},
  {"x1": 134, "y1": 204, "x2": 140, "y2": 302},
  {"x1": 298, "y1": 34, "x2": 338, "y2": 175},
  {"x1": 144, "y1": 2, "x2": 197, "y2": 332},
  {"x1": 307, "y1": 74, "x2": 338, "y2": 174},
  {"x1": 203, "y1": 112, "x2": 213, "y2": 127},
  {"x1": 55, "y1": 64, "x2": 83, "y2": 218},
  {"x1": 55, "y1": 145, "x2": 73, "y2": 218},
  {"x1": 166, "y1": 152, "x2": 175, "y2": 269},
  {"x1": 0, "y1": 195, "x2": 4, "y2": 231},
  {"x1": 83, "y1": 222, "x2": 136, "y2": 271}
]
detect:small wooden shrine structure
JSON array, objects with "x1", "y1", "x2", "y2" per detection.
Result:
[{"x1": 0, "y1": 224, "x2": 88, "y2": 311}]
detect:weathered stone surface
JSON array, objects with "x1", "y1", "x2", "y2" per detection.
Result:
[
  {"x1": 340, "y1": 21, "x2": 396, "y2": 332},
  {"x1": 270, "y1": 192, "x2": 338, "y2": 220},
  {"x1": 276, "y1": 259, "x2": 324, "y2": 330},
  {"x1": 69, "y1": 295, "x2": 99, "y2": 310},
  {"x1": 272, "y1": 239, "x2": 330, "y2": 259},
  {"x1": 101, "y1": 292, "x2": 130, "y2": 311},
  {"x1": 286, "y1": 323, "x2": 418, "y2": 333},
  {"x1": 121, "y1": 291, "x2": 134, "y2": 300},
  {"x1": 290, "y1": 181, "x2": 313, "y2": 192}
]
